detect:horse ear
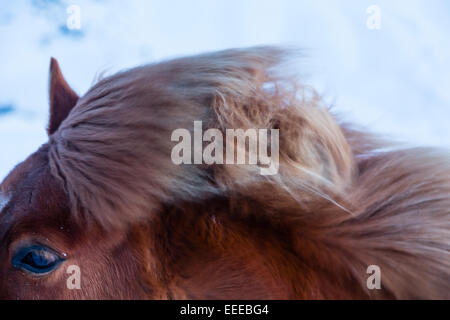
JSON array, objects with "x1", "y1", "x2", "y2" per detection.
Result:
[{"x1": 48, "y1": 57, "x2": 79, "y2": 135}]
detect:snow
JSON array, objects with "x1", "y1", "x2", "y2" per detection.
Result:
[{"x1": 1, "y1": 0, "x2": 449, "y2": 180}]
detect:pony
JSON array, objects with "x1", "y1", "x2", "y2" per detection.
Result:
[{"x1": 0, "y1": 47, "x2": 448, "y2": 299}]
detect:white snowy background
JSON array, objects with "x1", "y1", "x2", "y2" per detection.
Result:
[{"x1": 1, "y1": 0, "x2": 449, "y2": 180}]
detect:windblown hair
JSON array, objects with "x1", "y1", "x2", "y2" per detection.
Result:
[{"x1": 48, "y1": 47, "x2": 450, "y2": 299}]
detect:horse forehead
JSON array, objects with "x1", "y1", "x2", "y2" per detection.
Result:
[
  {"x1": 0, "y1": 192, "x2": 11, "y2": 213},
  {"x1": 0, "y1": 145, "x2": 58, "y2": 212}
]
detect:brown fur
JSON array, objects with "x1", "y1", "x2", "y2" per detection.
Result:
[{"x1": 0, "y1": 47, "x2": 448, "y2": 299}]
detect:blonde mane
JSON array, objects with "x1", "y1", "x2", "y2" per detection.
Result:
[{"x1": 48, "y1": 47, "x2": 352, "y2": 228}]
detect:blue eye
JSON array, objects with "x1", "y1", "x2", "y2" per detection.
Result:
[{"x1": 12, "y1": 245, "x2": 63, "y2": 275}]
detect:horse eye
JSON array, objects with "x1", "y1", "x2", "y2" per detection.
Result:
[{"x1": 12, "y1": 245, "x2": 63, "y2": 275}]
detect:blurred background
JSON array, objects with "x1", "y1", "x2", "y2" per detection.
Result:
[{"x1": 1, "y1": 0, "x2": 450, "y2": 180}]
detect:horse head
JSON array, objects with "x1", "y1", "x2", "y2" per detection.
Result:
[{"x1": 0, "y1": 48, "x2": 448, "y2": 299}]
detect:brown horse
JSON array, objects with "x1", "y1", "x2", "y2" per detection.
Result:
[{"x1": 0, "y1": 47, "x2": 449, "y2": 299}]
